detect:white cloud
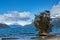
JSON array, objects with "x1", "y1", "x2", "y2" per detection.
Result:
[
  {"x1": 50, "y1": 1, "x2": 60, "y2": 18},
  {"x1": 0, "y1": 11, "x2": 34, "y2": 26}
]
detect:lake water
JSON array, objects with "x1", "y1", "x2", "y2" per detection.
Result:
[{"x1": 0, "y1": 27, "x2": 60, "y2": 40}]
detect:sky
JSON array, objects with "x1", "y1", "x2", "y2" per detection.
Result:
[{"x1": 0, "y1": 0, "x2": 60, "y2": 26}]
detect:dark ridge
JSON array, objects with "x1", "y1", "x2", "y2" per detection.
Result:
[{"x1": 0, "y1": 23, "x2": 9, "y2": 28}]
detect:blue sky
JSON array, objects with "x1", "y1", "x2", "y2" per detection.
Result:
[
  {"x1": 0, "y1": 0, "x2": 60, "y2": 26},
  {"x1": 0, "y1": 0, "x2": 59, "y2": 14}
]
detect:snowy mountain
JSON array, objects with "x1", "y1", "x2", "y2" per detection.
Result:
[{"x1": 9, "y1": 23, "x2": 36, "y2": 28}]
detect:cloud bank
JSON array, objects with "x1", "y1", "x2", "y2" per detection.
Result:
[
  {"x1": 0, "y1": 11, "x2": 34, "y2": 26},
  {"x1": 50, "y1": 1, "x2": 60, "y2": 18}
]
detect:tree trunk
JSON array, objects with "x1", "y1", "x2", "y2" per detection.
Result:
[
  {"x1": 39, "y1": 29, "x2": 53, "y2": 37},
  {"x1": 40, "y1": 29, "x2": 48, "y2": 36},
  {"x1": 41, "y1": 29, "x2": 46, "y2": 33}
]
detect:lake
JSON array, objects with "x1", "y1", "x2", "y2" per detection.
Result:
[{"x1": 0, "y1": 27, "x2": 60, "y2": 40}]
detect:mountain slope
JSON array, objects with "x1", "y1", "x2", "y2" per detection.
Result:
[
  {"x1": 0, "y1": 23, "x2": 9, "y2": 28},
  {"x1": 52, "y1": 18, "x2": 60, "y2": 27}
]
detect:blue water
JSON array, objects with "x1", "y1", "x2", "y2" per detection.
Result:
[
  {"x1": 0, "y1": 27, "x2": 60, "y2": 37},
  {"x1": 0, "y1": 27, "x2": 60, "y2": 40},
  {"x1": 0, "y1": 27, "x2": 37, "y2": 37}
]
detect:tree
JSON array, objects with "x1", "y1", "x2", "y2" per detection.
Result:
[{"x1": 34, "y1": 10, "x2": 53, "y2": 36}]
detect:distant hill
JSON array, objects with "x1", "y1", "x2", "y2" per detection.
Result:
[
  {"x1": 0, "y1": 23, "x2": 9, "y2": 28},
  {"x1": 10, "y1": 24, "x2": 23, "y2": 28},
  {"x1": 52, "y1": 18, "x2": 60, "y2": 27},
  {"x1": 10, "y1": 23, "x2": 35, "y2": 28}
]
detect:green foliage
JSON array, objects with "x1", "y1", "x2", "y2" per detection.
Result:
[{"x1": 34, "y1": 10, "x2": 53, "y2": 33}]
